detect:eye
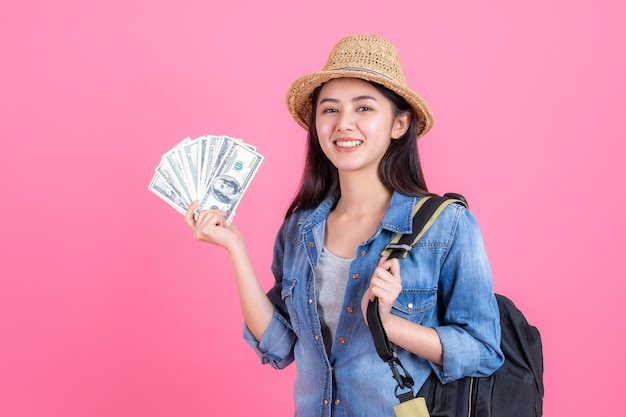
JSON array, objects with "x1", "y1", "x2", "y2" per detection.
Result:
[
  {"x1": 321, "y1": 108, "x2": 338, "y2": 114},
  {"x1": 357, "y1": 106, "x2": 372, "y2": 112}
]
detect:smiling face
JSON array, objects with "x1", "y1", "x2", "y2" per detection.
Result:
[{"x1": 314, "y1": 78, "x2": 410, "y2": 176}]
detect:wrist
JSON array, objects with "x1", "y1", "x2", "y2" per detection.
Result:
[{"x1": 226, "y1": 234, "x2": 247, "y2": 257}]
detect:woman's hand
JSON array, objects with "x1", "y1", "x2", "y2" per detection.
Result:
[
  {"x1": 184, "y1": 201, "x2": 242, "y2": 252},
  {"x1": 361, "y1": 257, "x2": 402, "y2": 326}
]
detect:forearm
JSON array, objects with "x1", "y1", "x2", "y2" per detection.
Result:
[
  {"x1": 384, "y1": 314, "x2": 443, "y2": 365},
  {"x1": 227, "y1": 239, "x2": 275, "y2": 341}
]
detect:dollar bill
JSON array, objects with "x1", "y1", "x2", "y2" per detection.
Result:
[
  {"x1": 195, "y1": 140, "x2": 264, "y2": 223},
  {"x1": 148, "y1": 171, "x2": 188, "y2": 215},
  {"x1": 154, "y1": 161, "x2": 189, "y2": 207},
  {"x1": 196, "y1": 135, "x2": 210, "y2": 193},
  {"x1": 162, "y1": 137, "x2": 194, "y2": 204},
  {"x1": 199, "y1": 135, "x2": 231, "y2": 199},
  {"x1": 182, "y1": 139, "x2": 199, "y2": 198}
]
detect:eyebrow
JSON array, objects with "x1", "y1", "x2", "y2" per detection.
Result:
[{"x1": 318, "y1": 95, "x2": 378, "y2": 105}]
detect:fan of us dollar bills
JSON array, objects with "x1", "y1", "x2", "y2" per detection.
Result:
[{"x1": 149, "y1": 134, "x2": 264, "y2": 223}]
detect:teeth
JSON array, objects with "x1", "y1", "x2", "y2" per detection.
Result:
[{"x1": 335, "y1": 140, "x2": 363, "y2": 148}]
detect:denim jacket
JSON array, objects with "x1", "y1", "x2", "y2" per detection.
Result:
[{"x1": 244, "y1": 192, "x2": 504, "y2": 417}]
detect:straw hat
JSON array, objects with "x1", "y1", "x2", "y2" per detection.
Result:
[{"x1": 286, "y1": 34, "x2": 434, "y2": 139}]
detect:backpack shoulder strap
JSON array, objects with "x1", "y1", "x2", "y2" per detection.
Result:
[
  {"x1": 381, "y1": 194, "x2": 468, "y2": 260},
  {"x1": 367, "y1": 193, "x2": 469, "y2": 400},
  {"x1": 368, "y1": 193, "x2": 468, "y2": 360}
]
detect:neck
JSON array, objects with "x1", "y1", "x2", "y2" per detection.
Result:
[{"x1": 335, "y1": 173, "x2": 392, "y2": 218}]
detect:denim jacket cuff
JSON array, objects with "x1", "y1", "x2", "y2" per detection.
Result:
[
  {"x1": 243, "y1": 310, "x2": 295, "y2": 369},
  {"x1": 432, "y1": 325, "x2": 480, "y2": 383}
]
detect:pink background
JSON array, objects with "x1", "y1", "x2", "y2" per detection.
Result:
[{"x1": 1, "y1": 0, "x2": 624, "y2": 416}]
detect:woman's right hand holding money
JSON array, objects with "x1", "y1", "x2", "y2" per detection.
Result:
[{"x1": 184, "y1": 200, "x2": 243, "y2": 254}]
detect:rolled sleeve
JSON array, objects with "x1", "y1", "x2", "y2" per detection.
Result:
[
  {"x1": 243, "y1": 309, "x2": 296, "y2": 370},
  {"x1": 432, "y1": 325, "x2": 481, "y2": 382}
]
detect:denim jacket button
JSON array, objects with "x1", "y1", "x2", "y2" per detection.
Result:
[
  {"x1": 360, "y1": 250, "x2": 367, "y2": 256},
  {"x1": 407, "y1": 303, "x2": 414, "y2": 309}
]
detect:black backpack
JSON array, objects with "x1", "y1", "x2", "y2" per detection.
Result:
[{"x1": 367, "y1": 194, "x2": 544, "y2": 417}]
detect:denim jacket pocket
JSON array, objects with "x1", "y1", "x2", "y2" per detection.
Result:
[
  {"x1": 281, "y1": 277, "x2": 301, "y2": 336},
  {"x1": 392, "y1": 288, "x2": 437, "y2": 323}
]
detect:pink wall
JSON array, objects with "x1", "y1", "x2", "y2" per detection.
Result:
[{"x1": 1, "y1": 1, "x2": 624, "y2": 415}]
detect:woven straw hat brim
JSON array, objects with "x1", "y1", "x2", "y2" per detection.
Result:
[{"x1": 286, "y1": 69, "x2": 434, "y2": 139}]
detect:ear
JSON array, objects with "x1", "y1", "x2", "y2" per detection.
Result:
[{"x1": 391, "y1": 112, "x2": 410, "y2": 139}]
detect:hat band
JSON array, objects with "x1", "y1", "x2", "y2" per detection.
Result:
[{"x1": 330, "y1": 66, "x2": 395, "y2": 82}]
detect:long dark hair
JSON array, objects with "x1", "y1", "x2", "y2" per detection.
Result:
[{"x1": 285, "y1": 80, "x2": 430, "y2": 218}]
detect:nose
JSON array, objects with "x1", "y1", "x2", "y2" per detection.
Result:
[{"x1": 335, "y1": 110, "x2": 355, "y2": 132}]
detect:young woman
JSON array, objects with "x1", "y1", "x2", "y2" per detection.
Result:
[{"x1": 185, "y1": 34, "x2": 504, "y2": 417}]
